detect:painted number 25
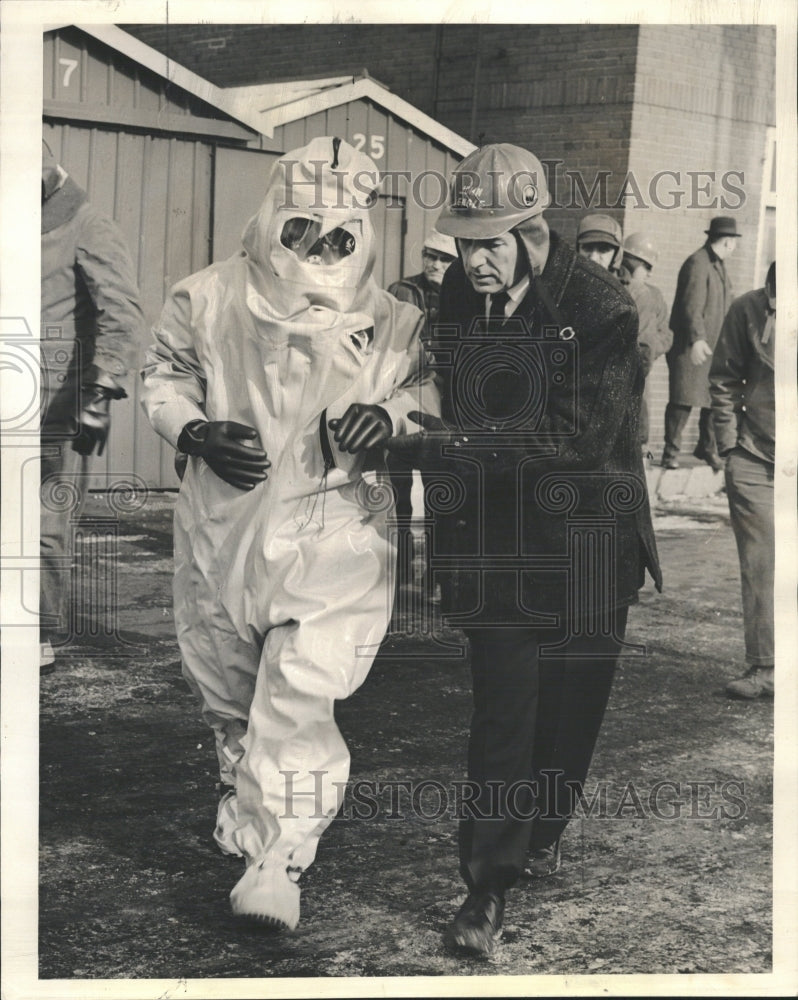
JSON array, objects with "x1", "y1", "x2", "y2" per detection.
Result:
[{"x1": 352, "y1": 134, "x2": 385, "y2": 160}]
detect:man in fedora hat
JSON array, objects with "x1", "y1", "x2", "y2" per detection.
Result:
[
  {"x1": 661, "y1": 216, "x2": 740, "y2": 470},
  {"x1": 387, "y1": 229, "x2": 458, "y2": 594}
]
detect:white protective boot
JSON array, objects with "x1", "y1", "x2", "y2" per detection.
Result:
[{"x1": 230, "y1": 857, "x2": 301, "y2": 930}]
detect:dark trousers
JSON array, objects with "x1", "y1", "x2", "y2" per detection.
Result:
[
  {"x1": 663, "y1": 402, "x2": 716, "y2": 460},
  {"x1": 459, "y1": 606, "x2": 628, "y2": 894},
  {"x1": 387, "y1": 453, "x2": 416, "y2": 578},
  {"x1": 40, "y1": 435, "x2": 88, "y2": 637},
  {"x1": 725, "y1": 449, "x2": 774, "y2": 666}
]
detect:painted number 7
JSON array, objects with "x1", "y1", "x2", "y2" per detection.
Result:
[{"x1": 59, "y1": 58, "x2": 79, "y2": 87}]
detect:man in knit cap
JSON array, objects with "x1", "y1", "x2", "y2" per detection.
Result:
[{"x1": 576, "y1": 213, "x2": 624, "y2": 274}]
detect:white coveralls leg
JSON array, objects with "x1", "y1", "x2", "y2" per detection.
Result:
[{"x1": 141, "y1": 137, "x2": 439, "y2": 929}]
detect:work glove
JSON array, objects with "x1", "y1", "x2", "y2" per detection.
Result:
[
  {"x1": 71, "y1": 384, "x2": 124, "y2": 457},
  {"x1": 328, "y1": 403, "x2": 393, "y2": 454},
  {"x1": 176, "y1": 420, "x2": 270, "y2": 491},
  {"x1": 689, "y1": 339, "x2": 713, "y2": 365},
  {"x1": 384, "y1": 410, "x2": 463, "y2": 467}
]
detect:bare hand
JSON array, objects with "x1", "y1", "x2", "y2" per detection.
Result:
[{"x1": 690, "y1": 339, "x2": 713, "y2": 365}]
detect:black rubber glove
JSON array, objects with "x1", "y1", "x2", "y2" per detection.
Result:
[
  {"x1": 328, "y1": 404, "x2": 393, "y2": 454},
  {"x1": 71, "y1": 384, "x2": 120, "y2": 456},
  {"x1": 384, "y1": 410, "x2": 461, "y2": 467},
  {"x1": 177, "y1": 420, "x2": 270, "y2": 491}
]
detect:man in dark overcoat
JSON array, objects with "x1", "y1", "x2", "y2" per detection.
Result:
[
  {"x1": 662, "y1": 216, "x2": 739, "y2": 470},
  {"x1": 387, "y1": 143, "x2": 661, "y2": 958},
  {"x1": 387, "y1": 229, "x2": 457, "y2": 591}
]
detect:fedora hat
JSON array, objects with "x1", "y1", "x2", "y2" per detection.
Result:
[{"x1": 705, "y1": 216, "x2": 741, "y2": 239}]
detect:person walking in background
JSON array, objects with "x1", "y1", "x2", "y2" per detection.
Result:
[
  {"x1": 40, "y1": 139, "x2": 143, "y2": 672},
  {"x1": 575, "y1": 213, "x2": 623, "y2": 274},
  {"x1": 387, "y1": 229, "x2": 457, "y2": 600},
  {"x1": 662, "y1": 216, "x2": 739, "y2": 471},
  {"x1": 619, "y1": 233, "x2": 672, "y2": 463},
  {"x1": 388, "y1": 143, "x2": 661, "y2": 958},
  {"x1": 710, "y1": 262, "x2": 775, "y2": 700}
]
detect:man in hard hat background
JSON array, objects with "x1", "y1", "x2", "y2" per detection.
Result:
[
  {"x1": 619, "y1": 233, "x2": 672, "y2": 462},
  {"x1": 388, "y1": 143, "x2": 661, "y2": 958},
  {"x1": 387, "y1": 230, "x2": 458, "y2": 600},
  {"x1": 576, "y1": 213, "x2": 624, "y2": 274},
  {"x1": 388, "y1": 229, "x2": 458, "y2": 329},
  {"x1": 662, "y1": 216, "x2": 740, "y2": 471}
]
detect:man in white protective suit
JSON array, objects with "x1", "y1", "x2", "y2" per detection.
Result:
[{"x1": 141, "y1": 136, "x2": 440, "y2": 931}]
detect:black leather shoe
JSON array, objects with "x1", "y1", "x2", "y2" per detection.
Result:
[
  {"x1": 693, "y1": 446, "x2": 724, "y2": 472},
  {"x1": 443, "y1": 890, "x2": 504, "y2": 958},
  {"x1": 523, "y1": 835, "x2": 562, "y2": 878},
  {"x1": 661, "y1": 455, "x2": 680, "y2": 470}
]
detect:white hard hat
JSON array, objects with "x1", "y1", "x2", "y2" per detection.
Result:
[{"x1": 423, "y1": 230, "x2": 457, "y2": 257}]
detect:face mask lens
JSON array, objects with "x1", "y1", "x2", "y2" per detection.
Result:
[{"x1": 280, "y1": 217, "x2": 359, "y2": 265}]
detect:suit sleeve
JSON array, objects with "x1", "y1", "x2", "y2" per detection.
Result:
[
  {"x1": 678, "y1": 255, "x2": 710, "y2": 345},
  {"x1": 75, "y1": 210, "x2": 144, "y2": 387},
  {"x1": 140, "y1": 284, "x2": 208, "y2": 448},
  {"x1": 654, "y1": 288, "x2": 673, "y2": 358},
  {"x1": 515, "y1": 300, "x2": 642, "y2": 472},
  {"x1": 709, "y1": 298, "x2": 748, "y2": 456},
  {"x1": 375, "y1": 297, "x2": 441, "y2": 436}
]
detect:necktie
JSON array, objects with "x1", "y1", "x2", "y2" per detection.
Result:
[{"x1": 487, "y1": 291, "x2": 509, "y2": 324}]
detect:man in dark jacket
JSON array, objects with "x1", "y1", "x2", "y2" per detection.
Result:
[
  {"x1": 40, "y1": 139, "x2": 143, "y2": 670},
  {"x1": 387, "y1": 143, "x2": 661, "y2": 958},
  {"x1": 710, "y1": 263, "x2": 775, "y2": 700},
  {"x1": 387, "y1": 230, "x2": 457, "y2": 596},
  {"x1": 388, "y1": 229, "x2": 458, "y2": 334},
  {"x1": 619, "y1": 233, "x2": 672, "y2": 459},
  {"x1": 662, "y1": 216, "x2": 739, "y2": 470}
]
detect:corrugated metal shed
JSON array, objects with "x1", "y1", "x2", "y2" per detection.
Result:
[{"x1": 43, "y1": 25, "x2": 473, "y2": 488}]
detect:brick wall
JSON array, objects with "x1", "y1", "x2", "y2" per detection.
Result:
[
  {"x1": 123, "y1": 23, "x2": 441, "y2": 111},
  {"x1": 121, "y1": 22, "x2": 777, "y2": 460},
  {"x1": 625, "y1": 24, "x2": 776, "y2": 459},
  {"x1": 122, "y1": 24, "x2": 641, "y2": 242}
]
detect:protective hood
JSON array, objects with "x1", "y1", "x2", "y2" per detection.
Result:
[{"x1": 242, "y1": 137, "x2": 382, "y2": 318}]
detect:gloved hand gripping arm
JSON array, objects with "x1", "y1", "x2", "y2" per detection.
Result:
[
  {"x1": 71, "y1": 383, "x2": 127, "y2": 457},
  {"x1": 328, "y1": 404, "x2": 393, "y2": 453},
  {"x1": 177, "y1": 420, "x2": 270, "y2": 491}
]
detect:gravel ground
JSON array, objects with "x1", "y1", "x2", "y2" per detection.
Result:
[{"x1": 27, "y1": 490, "x2": 791, "y2": 997}]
